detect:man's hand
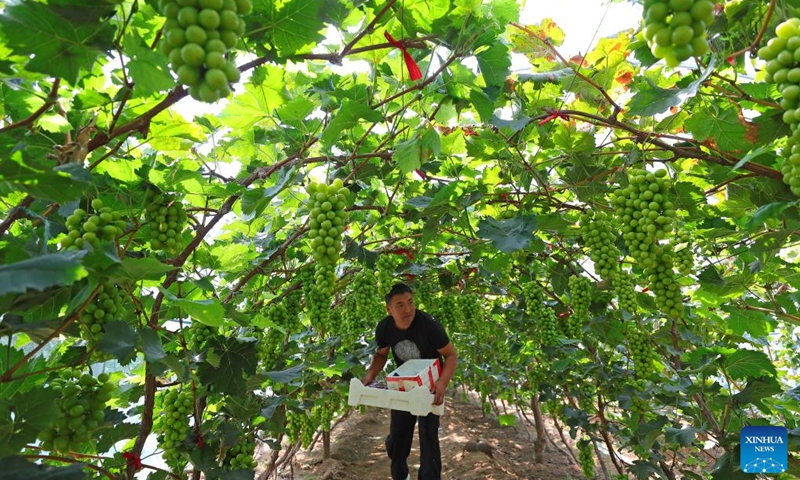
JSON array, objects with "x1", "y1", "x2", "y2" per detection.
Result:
[
  {"x1": 362, "y1": 374, "x2": 375, "y2": 386},
  {"x1": 431, "y1": 380, "x2": 446, "y2": 405}
]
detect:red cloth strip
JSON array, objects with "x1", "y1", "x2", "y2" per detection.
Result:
[{"x1": 384, "y1": 32, "x2": 422, "y2": 81}]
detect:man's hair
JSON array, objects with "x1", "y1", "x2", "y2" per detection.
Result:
[{"x1": 385, "y1": 283, "x2": 413, "y2": 304}]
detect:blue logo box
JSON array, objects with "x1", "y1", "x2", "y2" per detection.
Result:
[{"x1": 740, "y1": 426, "x2": 788, "y2": 474}]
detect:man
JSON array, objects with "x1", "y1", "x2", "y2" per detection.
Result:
[{"x1": 362, "y1": 283, "x2": 458, "y2": 480}]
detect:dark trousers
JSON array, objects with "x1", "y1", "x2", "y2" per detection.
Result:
[{"x1": 384, "y1": 410, "x2": 441, "y2": 480}]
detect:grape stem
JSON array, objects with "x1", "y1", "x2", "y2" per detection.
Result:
[
  {"x1": 727, "y1": 0, "x2": 778, "y2": 62},
  {"x1": 0, "y1": 78, "x2": 61, "y2": 134}
]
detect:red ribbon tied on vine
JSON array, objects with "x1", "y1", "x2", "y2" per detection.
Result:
[
  {"x1": 537, "y1": 108, "x2": 571, "y2": 126},
  {"x1": 384, "y1": 31, "x2": 422, "y2": 81},
  {"x1": 123, "y1": 452, "x2": 142, "y2": 471}
]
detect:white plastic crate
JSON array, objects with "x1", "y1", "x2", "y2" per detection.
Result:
[
  {"x1": 386, "y1": 358, "x2": 441, "y2": 392},
  {"x1": 347, "y1": 378, "x2": 445, "y2": 416}
]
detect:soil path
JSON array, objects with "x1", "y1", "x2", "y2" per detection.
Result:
[{"x1": 270, "y1": 392, "x2": 591, "y2": 480}]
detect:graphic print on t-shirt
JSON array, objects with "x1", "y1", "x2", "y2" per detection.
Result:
[{"x1": 394, "y1": 340, "x2": 421, "y2": 362}]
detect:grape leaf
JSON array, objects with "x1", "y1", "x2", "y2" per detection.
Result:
[
  {"x1": 159, "y1": 287, "x2": 226, "y2": 327},
  {"x1": 627, "y1": 57, "x2": 716, "y2": 117},
  {"x1": 0, "y1": 1, "x2": 114, "y2": 84},
  {"x1": 139, "y1": 328, "x2": 166, "y2": 363},
  {"x1": 665, "y1": 426, "x2": 701, "y2": 447},
  {"x1": 394, "y1": 137, "x2": 421, "y2": 175},
  {"x1": 0, "y1": 159, "x2": 91, "y2": 204},
  {"x1": 117, "y1": 257, "x2": 177, "y2": 282},
  {"x1": 0, "y1": 252, "x2": 87, "y2": 296},
  {"x1": 257, "y1": 0, "x2": 326, "y2": 57},
  {"x1": 97, "y1": 321, "x2": 138, "y2": 365},
  {"x1": 723, "y1": 305, "x2": 774, "y2": 338},
  {"x1": 197, "y1": 337, "x2": 258, "y2": 396},
  {"x1": 123, "y1": 33, "x2": 176, "y2": 96},
  {"x1": 477, "y1": 215, "x2": 538, "y2": 253},
  {"x1": 710, "y1": 451, "x2": 751, "y2": 480},
  {"x1": 0, "y1": 456, "x2": 86, "y2": 480},
  {"x1": 684, "y1": 106, "x2": 751, "y2": 152},
  {"x1": 497, "y1": 413, "x2": 516, "y2": 426},
  {"x1": 723, "y1": 350, "x2": 777, "y2": 379},
  {"x1": 320, "y1": 99, "x2": 383, "y2": 148},
  {"x1": 477, "y1": 43, "x2": 511, "y2": 87},
  {"x1": 733, "y1": 376, "x2": 782, "y2": 408},
  {"x1": 469, "y1": 89, "x2": 494, "y2": 123},
  {"x1": 0, "y1": 388, "x2": 60, "y2": 458},
  {"x1": 241, "y1": 166, "x2": 300, "y2": 217}
]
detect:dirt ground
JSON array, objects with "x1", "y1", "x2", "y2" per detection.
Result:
[{"x1": 265, "y1": 390, "x2": 599, "y2": 480}]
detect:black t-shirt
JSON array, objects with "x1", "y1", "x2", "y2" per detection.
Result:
[{"x1": 375, "y1": 310, "x2": 450, "y2": 367}]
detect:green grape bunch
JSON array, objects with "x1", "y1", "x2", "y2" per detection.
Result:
[
  {"x1": 459, "y1": 293, "x2": 484, "y2": 334},
  {"x1": 757, "y1": 17, "x2": 800, "y2": 196},
  {"x1": 317, "y1": 394, "x2": 340, "y2": 433},
  {"x1": 353, "y1": 270, "x2": 384, "y2": 320},
  {"x1": 156, "y1": 387, "x2": 194, "y2": 469},
  {"x1": 642, "y1": 0, "x2": 714, "y2": 67},
  {"x1": 520, "y1": 282, "x2": 558, "y2": 347},
  {"x1": 141, "y1": 187, "x2": 188, "y2": 255},
  {"x1": 625, "y1": 322, "x2": 657, "y2": 378},
  {"x1": 39, "y1": 371, "x2": 115, "y2": 453},
  {"x1": 308, "y1": 262, "x2": 335, "y2": 326},
  {"x1": 376, "y1": 254, "x2": 399, "y2": 295},
  {"x1": 263, "y1": 301, "x2": 289, "y2": 329},
  {"x1": 81, "y1": 280, "x2": 126, "y2": 344},
  {"x1": 158, "y1": 0, "x2": 251, "y2": 103},
  {"x1": 611, "y1": 168, "x2": 682, "y2": 318},
  {"x1": 628, "y1": 378, "x2": 652, "y2": 420},
  {"x1": 578, "y1": 210, "x2": 620, "y2": 280},
  {"x1": 429, "y1": 293, "x2": 462, "y2": 332},
  {"x1": 224, "y1": 434, "x2": 257, "y2": 470},
  {"x1": 62, "y1": 198, "x2": 126, "y2": 251},
  {"x1": 612, "y1": 270, "x2": 638, "y2": 313},
  {"x1": 188, "y1": 321, "x2": 216, "y2": 348},
  {"x1": 567, "y1": 276, "x2": 591, "y2": 338},
  {"x1": 577, "y1": 437, "x2": 595, "y2": 480},
  {"x1": 576, "y1": 381, "x2": 597, "y2": 413},
  {"x1": 412, "y1": 275, "x2": 435, "y2": 311},
  {"x1": 286, "y1": 409, "x2": 316, "y2": 448},
  {"x1": 673, "y1": 232, "x2": 693, "y2": 275},
  {"x1": 305, "y1": 179, "x2": 351, "y2": 266},
  {"x1": 259, "y1": 329, "x2": 283, "y2": 371}
]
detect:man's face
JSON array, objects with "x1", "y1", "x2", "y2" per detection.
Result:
[{"x1": 386, "y1": 292, "x2": 415, "y2": 330}]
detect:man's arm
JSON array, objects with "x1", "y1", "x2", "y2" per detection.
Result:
[
  {"x1": 432, "y1": 342, "x2": 457, "y2": 405},
  {"x1": 362, "y1": 346, "x2": 390, "y2": 385}
]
